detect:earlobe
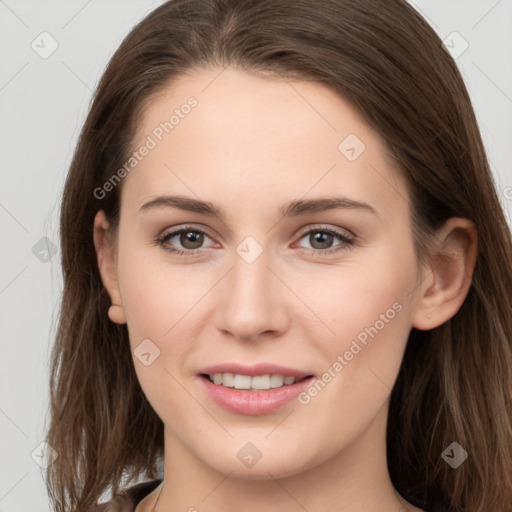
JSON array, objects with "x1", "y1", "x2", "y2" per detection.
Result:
[
  {"x1": 412, "y1": 217, "x2": 478, "y2": 331},
  {"x1": 93, "y1": 210, "x2": 127, "y2": 325},
  {"x1": 108, "y1": 303, "x2": 126, "y2": 325}
]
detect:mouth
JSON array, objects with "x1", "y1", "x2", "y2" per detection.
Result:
[
  {"x1": 198, "y1": 371, "x2": 316, "y2": 415},
  {"x1": 196, "y1": 363, "x2": 316, "y2": 414},
  {"x1": 200, "y1": 373, "x2": 314, "y2": 391}
]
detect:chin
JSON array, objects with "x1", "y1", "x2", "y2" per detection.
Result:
[{"x1": 198, "y1": 442, "x2": 316, "y2": 480}]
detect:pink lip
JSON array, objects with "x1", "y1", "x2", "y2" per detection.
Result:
[
  {"x1": 198, "y1": 362, "x2": 313, "y2": 379},
  {"x1": 199, "y1": 375, "x2": 315, "y2": 415}
]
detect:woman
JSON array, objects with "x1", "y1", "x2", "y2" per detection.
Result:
[{"x1": 44, "y1": 1, "x2": 512, "y2": 511}]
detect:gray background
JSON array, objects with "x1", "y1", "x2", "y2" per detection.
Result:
[{"x1": 1, "y1": 1, "x2": 511, "y2": 511}]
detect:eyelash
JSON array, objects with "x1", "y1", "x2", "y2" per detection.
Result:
[{"x1": 155, "y1": 224, "x2": 355, "y2": 257}]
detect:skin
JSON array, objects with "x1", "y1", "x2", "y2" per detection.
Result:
[{"x1": 94, "y1": 66, "x2": 477, "y2": 512}]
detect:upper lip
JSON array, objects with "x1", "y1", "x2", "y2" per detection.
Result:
[{"x1": 198, "y1": 363, "x2": 314, "y2": 378}]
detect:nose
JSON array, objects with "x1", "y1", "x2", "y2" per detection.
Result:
[{"x1": 215, "y1": 246, "x2": 289, "y2": 342}]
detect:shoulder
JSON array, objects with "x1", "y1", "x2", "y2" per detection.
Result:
[{"x1": 90, "y1": 479, "x2": 163, "y2": 512}]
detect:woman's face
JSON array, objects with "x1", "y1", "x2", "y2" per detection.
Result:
[{"x1": 101, "y1": 66, "x2": 430, "y2": 477}]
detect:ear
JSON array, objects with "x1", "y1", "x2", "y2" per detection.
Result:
[
  {"x1": 412, "y1": 217, "x2": 478, "y2": 331},
  {"x1": 93, "y1": 210, "x2": 126, "y2": 325}
]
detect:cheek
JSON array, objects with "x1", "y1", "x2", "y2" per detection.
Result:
[
  {"x1": 120, "y1": 267, "x2": 207, "y2": 355},
  {"x1": 297, "y1": 238, "x2": 417, "y2": 401},
  {"x1": 116, "y1": 230, "x2": 205, "y2": 331},
  {"x1": 291, "y1": 259, "x2": 415, "y2": 455},
  {"x1": 117, "y1": 250, "x2": 208, "y2": 414},
  {"x1": 117, "y1": 243, "x2": 221, "y2": 397},
  {"x1": 301, "y1": 246, "x2": 415, "y2": 345}
]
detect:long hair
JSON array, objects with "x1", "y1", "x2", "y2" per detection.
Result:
[{"x1": 45, "y1": 1, "x2": 512, "y2": 510}]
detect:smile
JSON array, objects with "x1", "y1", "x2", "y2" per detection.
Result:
[
  {"x1": 199, "y1": 373, "x2": 315, "y2": 415},
  {"x1": 204, "y1": 373, "x2": 311, "y2": 390}
]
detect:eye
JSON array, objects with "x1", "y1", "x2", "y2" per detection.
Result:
[
  {"x1": 294, "y1": 226, "x2": 355, "y2": 255},
  {"x1": 155, "y1": 224, "x2": 355, "y2": 257},
  {"x1": 156, "y1": 225, "x2": 215, "y2": 256}
]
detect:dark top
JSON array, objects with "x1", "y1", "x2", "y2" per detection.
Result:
[
  {"x1": 92, "y1": 479, "x2": 163, "y2": 511},
  {"x1": 92, "y1": 479, "x2": 448, "y2": 511}
]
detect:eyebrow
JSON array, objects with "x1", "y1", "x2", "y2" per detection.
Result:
[{"x1": 139, "y1": 195, "x2": 378, "y2": 219}]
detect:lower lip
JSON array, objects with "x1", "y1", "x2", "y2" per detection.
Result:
[{"x1": 199, "y1": 375, "x2": 314, "y2": 415}]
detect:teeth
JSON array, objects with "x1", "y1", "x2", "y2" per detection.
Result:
[
  {"x1": 213, "y1": 373, "x2": 224, "y2": 385},
  {"x1": 208, "y1": 373, "x2": 303, "y2": 390},
  {"x1": 233, "y1": 374, "x2": 251, "y2": 389},
  {"x1": 269, "y1": 375, "x2": 284, "y2": 388}
]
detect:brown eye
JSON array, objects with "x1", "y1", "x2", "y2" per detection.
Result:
[
  {"x1": 157, "y1": 227, "x2": 213, "y2": 255},
  {"x1": 309, "y1": 231, "x2": 335, "y2": 250},
  {"x1": 295, "y1": 227, "x2": 355, "y2": 255},
  {"x1": 177, "y1": 230, "x2": 204, "y2": 250}
]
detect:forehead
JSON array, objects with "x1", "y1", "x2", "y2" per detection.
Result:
[{"x1": 124, "y1": 66, "x2": 409, "y2": 221}]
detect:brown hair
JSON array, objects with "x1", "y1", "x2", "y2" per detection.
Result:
[{"x1": 45, "y1": 1, "x2": 512, "y2": 511}]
